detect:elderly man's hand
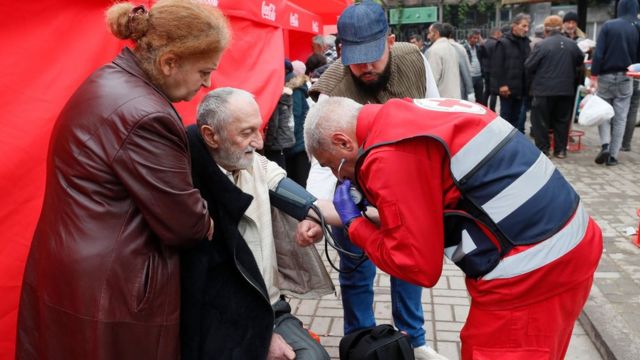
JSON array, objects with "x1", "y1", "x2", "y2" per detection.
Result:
[
  {"x1": 267, "y1": 333, "x2": 296, "y2": 360},
  {"x1": 295, "y1": 219, "x2": 323, "y2": 247},
  {"x1": 499, "y1": 85, "x2": 511, "y2": 97}
]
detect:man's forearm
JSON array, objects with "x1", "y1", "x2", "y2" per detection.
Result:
[{"x1": 311, "y1": 199, "x2": 379, "y2": 227}]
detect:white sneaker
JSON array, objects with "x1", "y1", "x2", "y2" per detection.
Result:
[{"x1": 414, "y1": 345, "x2": 450, "y2": 360}]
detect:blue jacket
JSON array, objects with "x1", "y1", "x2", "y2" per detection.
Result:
[
  {"x1": 285, "y1": 74, "x2": 310, "y2": 155},
  {"x1": 592, "y1": 0, "x2": 640, "y2": 76}
]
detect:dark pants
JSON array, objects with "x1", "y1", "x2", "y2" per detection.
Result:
[
  {"x1": 499, "y1": 96, "x2": 524, "y2": 130},
  {"x1": 285, "y1": 151, "x2": 311, "y2": 188},
  {"x1": 530, "y1": 95, "x2": 574, "y2": 154},
  {"x1": 472, "y1": 76, "x2": 483, "y2": 104},
  {"x1": 623, "y1": 78, "x2": 640, "y2": 149},
  {"x1": 483, "y1": 77, "x2": 497, "y2": 111},
  {"x1": 273, "y1": 299, "x2": 330, "y2": 360},
  {"x1": 264, "y1": 149, "x2": 286, "y2": 169},
  {"x1": 332, "y1": 228, "x2": 426, "y2": 347}
]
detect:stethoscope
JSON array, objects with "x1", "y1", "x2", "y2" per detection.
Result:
[{"x1": 307, "y1": 158, "x2": 369, "y2": 273}]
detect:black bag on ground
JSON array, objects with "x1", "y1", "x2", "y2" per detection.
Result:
[{"x1": 339, "y1": 324, "x2": 414, "y2": 360}]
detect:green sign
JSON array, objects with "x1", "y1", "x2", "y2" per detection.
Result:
[{"x1": 389, "y1": 7, "x2": 438, "y2": 25}]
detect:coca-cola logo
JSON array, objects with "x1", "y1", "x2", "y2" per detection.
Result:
[
  {"x1": 289, "y1": 13, "x2": 299, "y2": 27},
  {"x1": 312, "y1": 20, "x2": 319, "y2": 33},
  {"x1": 261, "y1": 1, "x2": 276, "y2": 21}
]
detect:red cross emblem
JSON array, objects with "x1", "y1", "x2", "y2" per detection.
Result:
[{"x1": 414, "y1": 98, "x2": 487, "y2": 115}]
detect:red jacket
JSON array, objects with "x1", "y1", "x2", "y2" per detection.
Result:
[{"x1": 348, "y1": 98, "x2": 602, "y2": 309}]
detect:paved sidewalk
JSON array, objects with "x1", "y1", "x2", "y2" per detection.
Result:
[{"x1": 292, "y1": 123, "x2": 640, "y2": 359}]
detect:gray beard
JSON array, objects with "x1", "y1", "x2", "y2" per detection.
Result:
[{"x1": 212, "y1": 145, "x2": 255, "y2": 172}]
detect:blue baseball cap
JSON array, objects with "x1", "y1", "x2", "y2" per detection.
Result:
[{"x1": 338, "y1": 1, "x2": 389, "y2": 66}]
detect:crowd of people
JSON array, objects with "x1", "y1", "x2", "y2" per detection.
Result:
[
  {"x1": 405, "y1": 2, "x2": 639, "y2": 164},
  {"x1": 22, "y1": 0, "x2": 640, "y2": 359}
]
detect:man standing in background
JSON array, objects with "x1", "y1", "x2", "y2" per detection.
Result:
[
  {"x1": 308, "y1": 2, "x2": 445, "y2": 359},
  {"x1": 443, "y1": 23, "x2": 475, "y2": 102},
  {"x1": 480, "y1": 27, "x2": 502, "y2": 111},
  {"x1": 426, "y1": 22, "x2": 461, "y2": 99},
  {"x1": 591, "y1": 0, "x2": 640, "y2": 166},
  {"x1": 525, "y1": 15, "x2": 584, "y2": 158},
  {"x1": 492, "y1": 13, "x2": 531, "y2": 132},
  {"x1": 562, "y1": 11, "x2": 586, "y2": 42},
  {"x1": 409, "y1": 33, "x2": 428, "y2": 55},
  {"x1": 465, "y1": 29, "x2": 484, "y2": 104}
]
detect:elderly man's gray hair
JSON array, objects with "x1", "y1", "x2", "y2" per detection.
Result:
[
  {"x1": 312, "y1": 35, "x2": 325, "y2": 47},
  {"x1": 512, "y1": 13, "x2": 531, "y2": 25},
  {"x1": 303, "y1": 97, "x2": 362, "y2": 156},
  {"x1": 196, "y1": 87, "x2": 255, "y2": 133}
]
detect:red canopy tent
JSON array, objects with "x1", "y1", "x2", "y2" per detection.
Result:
[
  {"x1": 174, "y1": 0, "x2": 326, "y2": 122},
  {"x1": 289, "y1": 0, "x2": 352, "y2": 26},
  {"x1": 0, "y1": 0, "x2": 349, "y2": 357}
]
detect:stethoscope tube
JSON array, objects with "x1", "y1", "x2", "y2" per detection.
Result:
[{"x1": 308, "y1": 203, "x2": 369, "y2": 273}]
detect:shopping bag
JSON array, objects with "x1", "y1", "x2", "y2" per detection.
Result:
[{"x1": 578, "y1": 94, "x2": 614, "y2": 126}]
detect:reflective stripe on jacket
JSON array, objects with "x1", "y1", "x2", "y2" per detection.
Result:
[{"x1": 356, "y1": 98, "x2": 584, "y2": 279}]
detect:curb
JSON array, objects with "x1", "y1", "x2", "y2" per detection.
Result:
[{"x1": 579, "y1": 284, "x2": 640, "y2": 360}]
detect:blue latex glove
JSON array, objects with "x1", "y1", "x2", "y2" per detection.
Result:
[{"x1": 333, "y1": 180, "x2": 362, "y2": 228}]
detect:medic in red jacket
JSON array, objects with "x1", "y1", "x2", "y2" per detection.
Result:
[{"x1": 305, "y1": 97, "x2": 603, "y2": 360}]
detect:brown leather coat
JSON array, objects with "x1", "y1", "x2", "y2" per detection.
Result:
[{"x1": 16, "y1": 48, "x2": 211, "y2": 360}]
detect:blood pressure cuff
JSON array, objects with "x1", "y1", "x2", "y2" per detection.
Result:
[{"x1": 269, "y1": 177, "x2": 317, "y2": 221}]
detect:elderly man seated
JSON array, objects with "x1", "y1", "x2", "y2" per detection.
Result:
[{"x1": 180, "y1": 87, "x2": 333, "y2": 360}]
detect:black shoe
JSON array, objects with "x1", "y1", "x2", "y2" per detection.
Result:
[
  {"x1": 595, "y1": 144, "x2": 610, "y2": 164},
  {"x1": 621, "y1": 146, "x2": 631, "y2": 152},
  {"x1": 554, "y1": 151, "x2": 567, "y2": 159},
  {"x1": 606, "y1": 156, "x2": 618, "y2": 166}
]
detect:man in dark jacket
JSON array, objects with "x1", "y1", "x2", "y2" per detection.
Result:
[
  {"x1": 590, "y1": 0, "x2": 640, "y2": 166},
  {"x1": 525, "y1": 15, "x2": 584, "y2": 158},
  {"x1": 491, "y1": 13, "x2": 531, "y2": 131},
  {"x1": 181, "y1": 87, "x2": 332, "y2": 360},
  {"x1": 562, "y1": 11, "x2": 587, "y2": 42},
  {"x1": 480, "y1": 28, "x2": 502, "y2": 111}
]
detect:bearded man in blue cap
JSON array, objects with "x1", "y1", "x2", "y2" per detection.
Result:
[{"x1": 306, "y1": 2, "x2": 445, "y2": 359}]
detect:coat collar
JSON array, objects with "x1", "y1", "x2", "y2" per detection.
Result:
[
  {"x1": 356, "y1": 103, "x2": 383, "y2": 149},
  {"x1": 186, "y1": 125, "x2": 253, "y2": 222},
  {"x1": 112, "y1": 47, "x2": 181, "y2": 119}
]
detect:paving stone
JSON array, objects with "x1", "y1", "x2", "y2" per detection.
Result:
[
  {"x1": 437, "y1": 341, "x2": 461, "y2": 360},
  {"x1": 435, "y1": 321, "x2": 464, "y2": 332},
  {"x1": 433, "y1": 304, "x2": 453, "y2": 321},
  {"x1": 453, "y1": 305, "x2": 470, "y2": 322},
  {"x1": 310, "y1": 316, "x2": 331, "y2": 336}
]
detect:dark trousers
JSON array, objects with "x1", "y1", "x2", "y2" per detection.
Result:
[
  {"x1": 499, "y1": 96, "x2": 524, "y2": 130},
  {"x1": 264, "y1": 149, "x2": 286, "y2": 169},
  {"x1": 472, "y1": 76, "x2": 483, "y2": 104},
  {"x1": 530, "y1": 95, "x2": 574, "y2": 154},
  {"x1": 623, "y1": 78, "x2": 640, "y2": 149},
  {"x1": 483, "y1": 77, "x2": 497, "y2": 111},
  {"x1": 285, "y1": 151, "x2": 311, "y2": 188}
]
